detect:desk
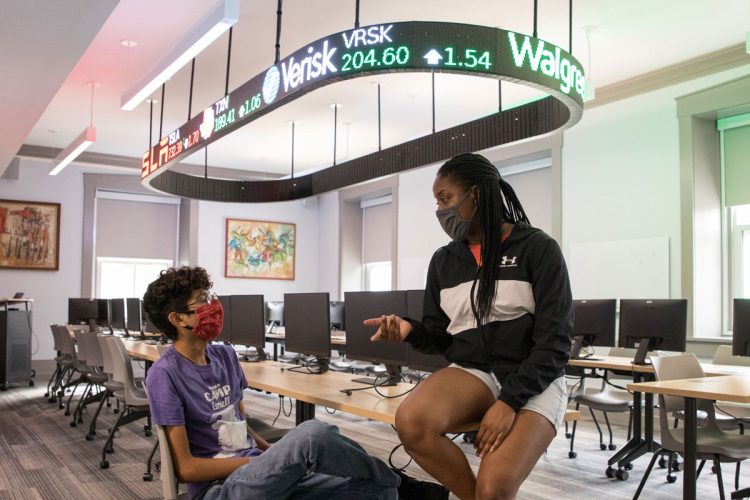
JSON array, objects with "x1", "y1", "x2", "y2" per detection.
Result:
[
  {"x1": 0, "y1": 298, "x2": 34, "y2": 389},
  {"x1": 628, "y1": 375, "x2": 750, "y2": 500}
]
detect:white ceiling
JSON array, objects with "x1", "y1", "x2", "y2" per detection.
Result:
[{"x1": 5, "y1": 0, "x2": 750, "y2": 179}]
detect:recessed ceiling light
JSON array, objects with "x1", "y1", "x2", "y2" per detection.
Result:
[{"x1": 120, "y1": 39, "x2": 138, "y2": 48}]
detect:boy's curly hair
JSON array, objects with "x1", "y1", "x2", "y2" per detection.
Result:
[{"x1": 142, "y1": 266, "x2": 213, "y2": 340}]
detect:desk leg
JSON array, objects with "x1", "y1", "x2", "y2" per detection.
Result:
[
  {"x1": 607, "y1": 372, "x2": 651, "y2": 477},
  {"x1": 684, "y1": 397, "x2": 697, "y2": 500},
  {"x1": 295, "y1": 400, "x2": 316, "y2": 425}
]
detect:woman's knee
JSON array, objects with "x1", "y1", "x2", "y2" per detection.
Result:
[
  {"x1": 395, "y1": 403, "x2": 438, "y2": 446},
  {"x1": 475, "y1": 473, "x2": 520, "y2": 500}
]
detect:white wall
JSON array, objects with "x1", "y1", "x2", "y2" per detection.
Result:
[
  {"x1": 562, "y1": 64, "x2": 750, "y2": 300},
  {"x1": 196, "y1": 197, "x2": 322, "y2": 301},
  {"x1": 0, "y1": 159, "x2": 84, "y2": 360},
  {"x1": 316, "y1": 192, "x2": 340, "y2": 300}
]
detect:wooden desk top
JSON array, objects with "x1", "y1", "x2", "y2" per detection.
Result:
[
  {"x1": 569, "y1": 355, "x2": 750, "y2": 377},
  {"x1": 122, "y1": 338, "x2": 160, "y2": 362},
  {"x1": 628, "y1": 375, "x2": 750, "y2": 403},
  {"x1": 0, "y1": 298, "x2": 33, "y2": 303},
  {"x1": 241, "y1": 361, "x2": 409, "y2": 424}
]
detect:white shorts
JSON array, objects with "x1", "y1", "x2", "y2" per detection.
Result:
[{"x1": 449, "y1": 363, "x2": 568, "y2": 430}]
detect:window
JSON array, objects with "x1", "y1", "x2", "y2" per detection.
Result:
[
  {"x1": 96, "y1": 257, "x2": 173, "y2": 299},
  {"x1": 364, "y1": 261, "x2": 392, "y2": 291},
  {"x1": 731, "y1": 204, "x2": 750, "y2": 300}
]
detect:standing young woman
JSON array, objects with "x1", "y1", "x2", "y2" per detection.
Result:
[{"x1": 365, "y1": 153, "x2": 573, "y2": 500}]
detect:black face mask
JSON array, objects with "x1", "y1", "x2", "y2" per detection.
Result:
[{"x1": 435, "y1": 190, "x2": 476, "y2": 241}]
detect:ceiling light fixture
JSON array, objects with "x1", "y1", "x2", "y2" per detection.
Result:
[
  {"x1": 120, "y1": 0, "x2": 239, "y2": 111},
  {"x1": 49, "y1": 83, "x2": 98, "y2": 176},
  {"x1": 583, "y1": 26, "x2": 596, "y2": 102}
]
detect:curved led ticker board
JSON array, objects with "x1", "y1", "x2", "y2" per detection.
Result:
[{"x1": 141, "y1": 21, "x2": 586, "y2": 201}]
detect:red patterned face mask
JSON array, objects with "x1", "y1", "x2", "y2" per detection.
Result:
[{"x1": 186, "y1": 299, "x2": 224, "y2": 341}]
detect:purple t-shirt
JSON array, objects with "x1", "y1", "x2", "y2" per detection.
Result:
[{"x1": 145, "y1": 344, "x2": 263, "y2": 498}]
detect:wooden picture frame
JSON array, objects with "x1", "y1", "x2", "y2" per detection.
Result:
[
  {"x1": 225, "y1": 218, "x2": 296, "y2": 280},
  {"x1": 0, "y1": 199, "x2": 61, "y2": 271}
]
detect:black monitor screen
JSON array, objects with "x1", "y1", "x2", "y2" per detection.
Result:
[
  {"x1": 404, "y1": 289, "x2": 449, "y2": 372},
  {"x1": 284, "y1": 293, "x2": 331, "y2": 358},
  {"x1": 572, "y1": 299, "x2": 617, "y2": 347},
  {"x1": 330, "y1": 301, "x2": 345, "y2": 331},
  {"x1": 68, "y1": 298, "x2": 98, "y2": 325},
  {"x1": 110, "y1": 298, "x2": 126, "y2": 329},
  {"x1": 344, "y1": 291, "x2": 409, "y2": 366},
  {"x1": 126, "y1": 298, "x2": 142, "y2": 332},
  {"x1": 230, "y1": 295, "x2": 266, "y2": 348},
  {"x1": 732, "y1": 299, "x2": 750, "y2": 356},
  {"x1": 267, "y1": 301, "x2": 284, "y2": 326},
  {"x1": 96, "y1": 299, "x2": 111, "y2": 328},
  {"x1": 217, "y1": 295, "x2": 233, "y2": 342},
  {"x1": 618, "y1": 299, "x2": 687, "y2": 353}
]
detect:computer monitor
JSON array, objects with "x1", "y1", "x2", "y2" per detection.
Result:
[
  {"x1": 404, "y1": 289, "x2": 450, "y2": 372},
  {"x1": 267, "y1": 301, "x2": 285, "y2": 328},
  {"x1": 110, "y1": 298, "x2": 126, "y2": 331},
  {"x1": 618, "y1": 299, "x2": 688, "y2": 364},
  {"x1": 68, "y1": 298, "x2": 99, "y2": 327},
  {"x1": 732, "y1": 299, "x2": 750, "y2": 357},
  {"x1": 217, "y1": 295, "x2": 233, "y2": 343},
  {"x1": 125, "y1": 298, "x2": 142, "y2": 337},
  {"x1": 95, "y1": 299, "x2": 112, "y2": 332},
  {"x1": 284, "y1": 293, "x2": 331, "y2": 371},
  {"x1": 13, "y1": 292, "x2": 24, "y2": 299},
  {"x1": 230, "y1": 295, "x2": 267, "y2": 360},
  {"x1": 570, "y1": 299, "x2": 617, "y2": 359},
  {"x1": 329, "y1": 301, "x2": 345, "y2": 331},
  {"x1": 344, "y1": 291, "x2": 409, "y2": 384}
]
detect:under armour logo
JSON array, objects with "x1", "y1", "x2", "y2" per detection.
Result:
[{"x1": 500, "y1": 256, "x2": 517, "y2": 266}]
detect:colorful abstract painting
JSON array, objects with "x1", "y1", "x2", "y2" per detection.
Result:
[
  {"x1": 225, "y1": 218, "x2": 295, "y2": 280},
  {"x1": 0, "y1": 199, "x2": 60, "y2": 270}
]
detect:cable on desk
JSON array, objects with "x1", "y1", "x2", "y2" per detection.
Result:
[
  {"x1": 715, "y1": 405, "x2": 750, "y2": 424},
  {"x1": 388, "y1": 442, "x2": 413, "y2": 470},
  {"x1": 324, "y1": 406, "x2": 337, "y2": 414}
]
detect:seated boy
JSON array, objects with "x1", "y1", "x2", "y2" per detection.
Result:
[{"x1": 143, "y1": 266, "x2": 447, "y2": 500}]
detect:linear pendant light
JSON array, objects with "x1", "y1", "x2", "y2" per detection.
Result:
[
  {"x1": 48, "y1": 126, "x2": 97, "y2": 175},
  {"x1": 120, "y1": 0, "x2": 239, "y2": 111},
  {"x1": 50, "y1": 82, "x2": 97, "y2": 176}
]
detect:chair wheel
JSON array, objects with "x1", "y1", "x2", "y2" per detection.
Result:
[
  {"x1": 100, "y1": 461, "x2": 109, "y2": 469},
  {"x1": 64, "y1": 410, "x2": 70, "y2": 416},
  {"x1": 608, "y1": 443, "x2": 617, "y2": 450},
  {"x1": 565, "y1": 432, "x2": 572, "y2": 438},
  {"x1": 658, "y1": 457, "x2": 667, "y2": 468},
  {"x1": 144, "y1": 430, "x2": 152, "y2": 437},
  {"x1": 29, "y1": 380, "x2": 34, "y2": 387},
  {"x1": 85, "y1": 434, "x2": 95, "y2": 441},
  {"x1": 77, "y1": 417, "x2": 83, "y2": 424},
  {"x1": 672, "y1": 461, "x2": 683, "y2": 471},
  {"x1": 44, "y1": 392, "x2": 49, "y2": 398},
  {"x1": 712, "y1": 465, "x2": 718, "y2": 474},
  {"x1": 624, "y1": 463, "x2": 633, "y2": 471},
  {"x1": 600, "y1": 443, "x2": 607, "y2": 450},
  {"x1": 143, "y1": 473, "x2": 153, "y2": 481},
  {"x1": 113, "y1": 408, "x2": 119, "y2": 414},
  {"x1": 70, "y1": 421, "x2": 76, "y2": 427},
  {"x1": 606, "y1": 466, "x2": 616, "y2": 478},
  {"x1": 58, "y1": 403, "x2": 64, "y2": 409},
  {"x1": 106, "y1": 445, "x2": 114, "y2": 454},
  {"x1": 615, "y1": 469, "x2": 629, "y2": 481},
  {"x1": 48, "y1": 397, "x2": 57, "y2": 403},
  {"x1": 568, "y1": 451, "x2": 577, "y2": 459},
  {"x1": 666, "y1": 474, "x2": 677, "y2": 483}
]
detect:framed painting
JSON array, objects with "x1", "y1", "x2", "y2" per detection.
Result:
[
  {"x1": 225, "y1": 218, "x2": 296, "y2": 280},
  {"x1": 0, "y1": 199, "x2": 60, "y2": 271}
]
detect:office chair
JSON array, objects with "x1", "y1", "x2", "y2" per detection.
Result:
[
  {"x1": 671, "y1": 345, "x2": 749, "y2": 434},
  {"x1": 568, "y1": 347, "x2": 636, "y2": 457},
  {"x1": 70, "y1": 331, "x2": 108, "y2": 428},
  {"x1": 633, "y1": 354, "x2": 750, "y2": 499},
  {"x1": 86, "y1": 334, "x2": 126, "y2": 440},
  {"x1": 155, "y1": 424, "x2": 189, "y2": 499},
  {"x1": 46, "y1": 324, "x2": 73, "y2": 403},
  {"x1": 99, "y1": 336, "x2": 152, "y2": 470}
]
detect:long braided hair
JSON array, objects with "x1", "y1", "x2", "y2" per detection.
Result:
[{"x1": 437, "y1": 153, "x2": 531, "y2": 329}]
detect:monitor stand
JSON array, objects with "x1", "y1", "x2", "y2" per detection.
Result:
[
  {"x1": 633, "y1": 338, "x2": 652, "y2": 365},
  {"x1": 242, "y1": 348, "x2": 268, "y2": 363},
  {"x1": 351, "y1": 363, "x2": 401, "y2": 386},
  {"x1": 570, "y1": 335, "x2": 585, "y2": 359}
]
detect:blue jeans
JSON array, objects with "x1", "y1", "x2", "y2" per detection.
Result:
[{"x1": 199, "y1": 420, "x2": 399, "y2": 500}]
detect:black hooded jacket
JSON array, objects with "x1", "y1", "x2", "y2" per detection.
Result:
[{"x1": 404, "y1": 224, "x2": 573, "y2": 411}]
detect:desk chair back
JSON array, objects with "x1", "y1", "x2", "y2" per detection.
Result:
[
  {"x1": 82, "y1": 331, "x2": 104, "y2": 369},
  {"x1": 54, "y1": 325, "x2": 77, "y2": 360},
  {"x1": 651, "y1": 354, "x2": 715, "y2": 451},
  {"x1": 156, "y1": 424, "x2": 187, "y2": 499},
  {"x1": 713, "y1": 345, "x2": 750, "y2": 366},
  {"x1": 98, "y1": 336, "x2": 117, "y2": 378},
  {"x1": 73, "y1": 330, "x2": 89, "y2": 367},
  {"x1": 50, "y1": 324, "x2": 66, "y2": 353},
  {"x1": 106, "y1": 337, "x2": 148, "y2": 407}
]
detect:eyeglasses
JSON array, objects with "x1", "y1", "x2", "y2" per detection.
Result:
[{"x1": 178, "y1": 292, "x2": 218, "y2": 314}]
